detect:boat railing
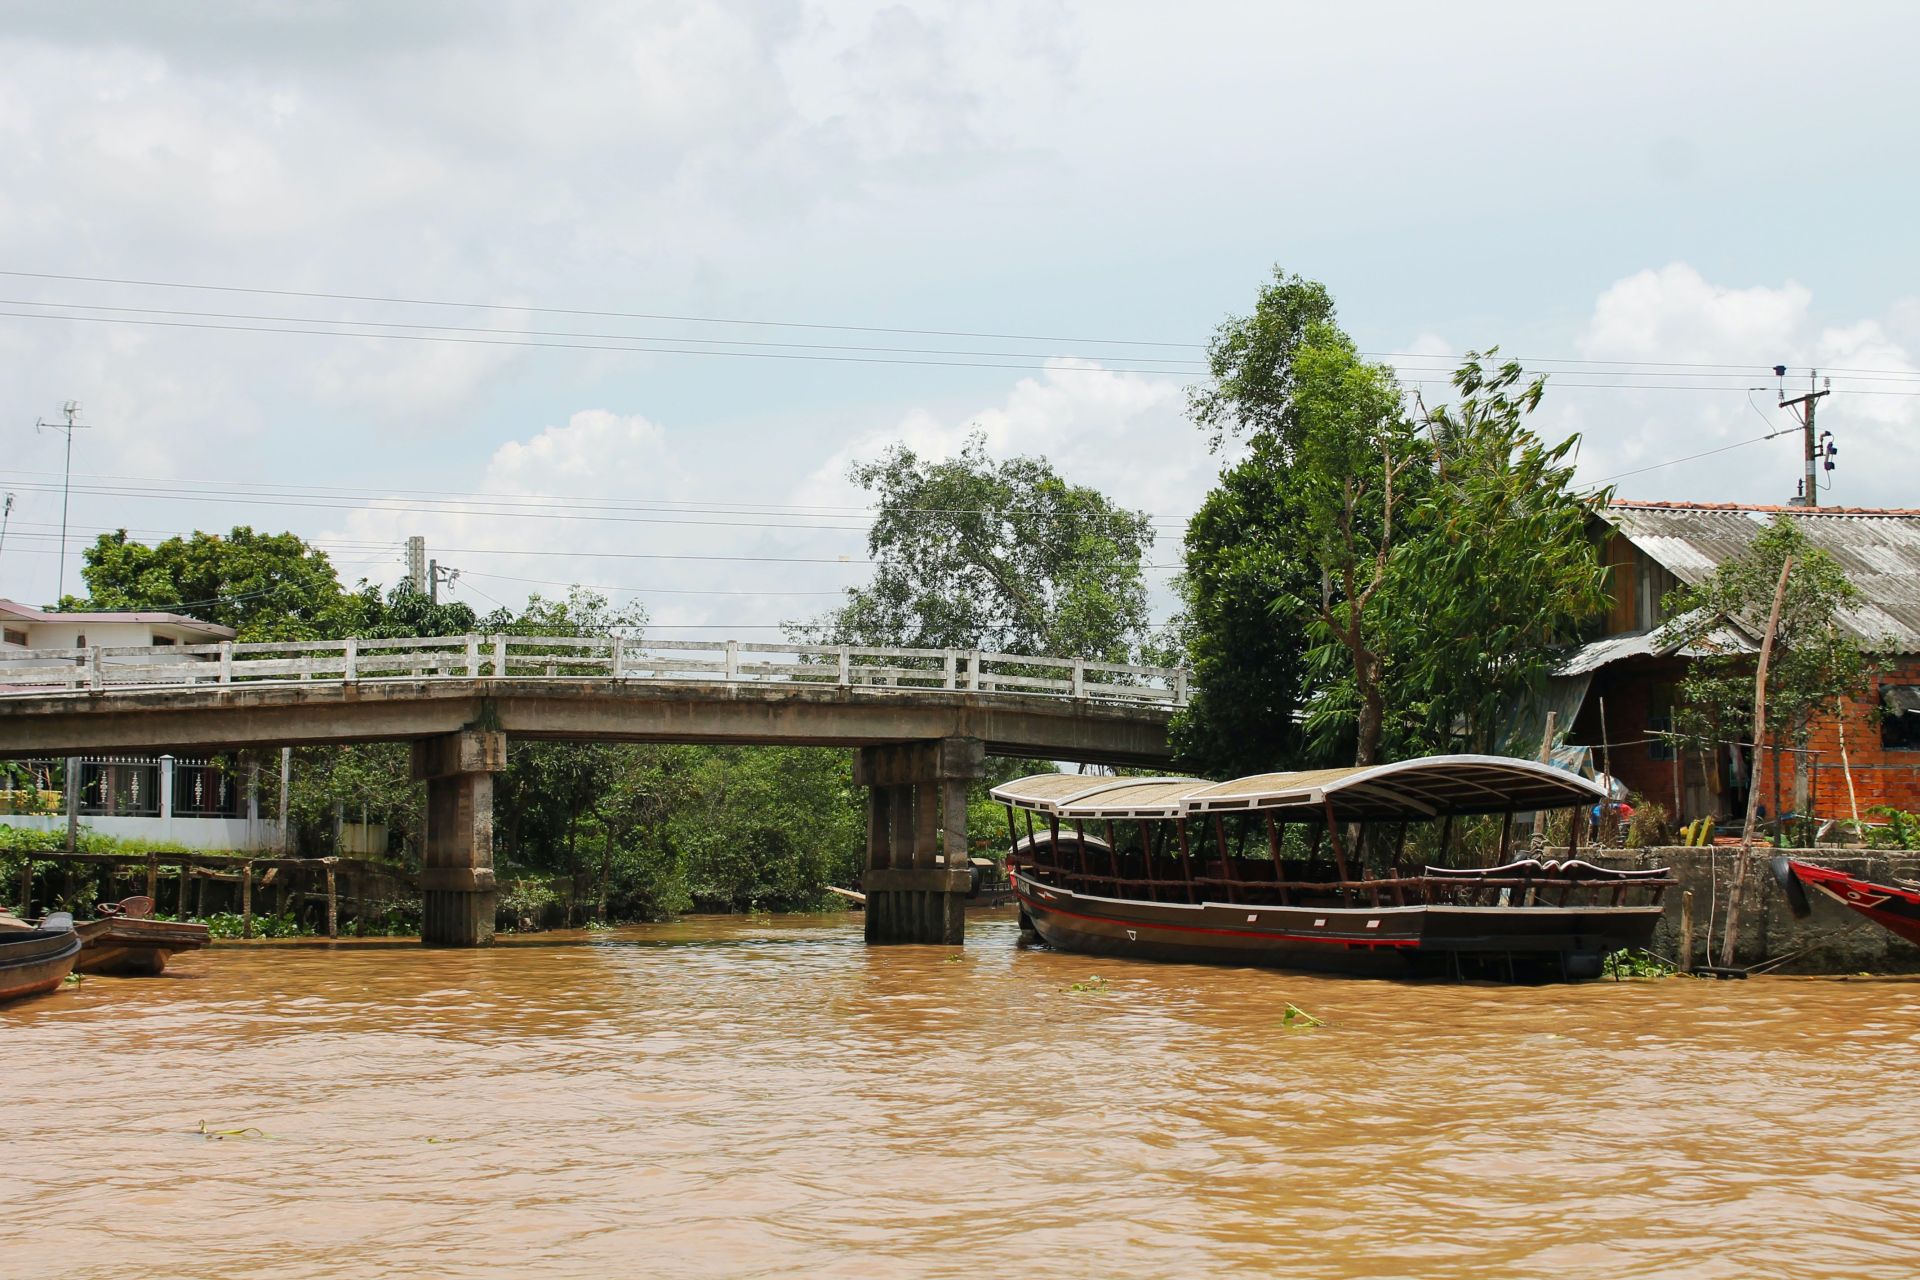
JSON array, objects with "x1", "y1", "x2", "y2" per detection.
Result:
[{"x1": 1023, "y1": 860, "x2": 1675, "y2": 909}]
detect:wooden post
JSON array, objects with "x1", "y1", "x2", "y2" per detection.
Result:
[
  {"x1": 64, "y1": 756, "x2": 80, "y2": 854},
  {"x1": 1721, "y1": 556, "x2": 1793, "y2": 970},
  {"x1": 1597, "y1": 697, "x2": 1616, "y2": 848},
  {"x1": 1322, "y1": 799, "x2": 1353, "y2": 905},
  {"x1": 242, "y1": 859, "x2": 254, "y2": 939},
  {"x1": 17, "y1": 857, "x2": 30, "y2": 918},
  {"x1": 325, "y1": 861, "x2": 338, "y2": 939},
  {"x1": 1678, "y1": 889, "x2": 1696, "y2": 974},
  {"x1": 278, "y1": 747, "x2": 292, "y2": 855},
  {"x1": 180, "y1": 857, "x2": 193, "y2": 919},
  {"x1": 145, "y1": 851, "x2": 158, "y2": 901}
]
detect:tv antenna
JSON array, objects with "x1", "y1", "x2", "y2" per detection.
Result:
[{"x1": 34, "y1": 400, "x2": 91, "y2": 604}]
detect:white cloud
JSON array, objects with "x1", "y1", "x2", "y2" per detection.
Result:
[{"x1": 1541, "y1": 264, "x2": 1918, "y2": 508}]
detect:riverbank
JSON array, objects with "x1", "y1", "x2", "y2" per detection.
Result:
[{"x1": 1590, "y1": 846, "x2": 1920, "y2": 974}]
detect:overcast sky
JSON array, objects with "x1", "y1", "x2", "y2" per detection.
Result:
[{"x1": 2, "y1": 1, "x2": 1916, "y2": 632}]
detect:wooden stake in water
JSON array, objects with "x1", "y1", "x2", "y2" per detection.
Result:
[{"x1": 1678, "y1": 889, "x2": 1695, "y2": 974}]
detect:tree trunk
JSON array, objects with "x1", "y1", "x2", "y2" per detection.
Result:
[
  {"x1": 1720, "y1": 556, "x2": 1792, "y2": 969},
  {"x1": 1353, "y1": 651, "x2": 1385, "y2": 766}
]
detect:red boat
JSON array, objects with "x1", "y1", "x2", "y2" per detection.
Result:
[{"x1": 1774, "y1": 857, "x2": 1920, "y2": 947}]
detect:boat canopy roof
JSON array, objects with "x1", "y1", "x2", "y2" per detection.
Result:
[
  {"x1": 1055, "y1": 778, "x2": 1220, "y2": 820},
  {"x1": 993, "y1": 756, "x2": 1602, "y2": 823},
  {"x1": 989, "y1": 774, "x2": 1206, "y2": 816},
  {"x1": 1185, "y1": 755, "x2": 1605, "y2": 820}
]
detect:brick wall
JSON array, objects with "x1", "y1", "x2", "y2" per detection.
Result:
[
  {"x1": 1570, "y1": 654, "x2": 1920, "y2": 825},
  {"x1": 1765, "y1": 653, "x2": 1920, "y2": 820}
]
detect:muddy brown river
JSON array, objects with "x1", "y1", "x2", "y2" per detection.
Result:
[{"x1": 3, "y1": 911, "x2": 1916, "y2": 1278}]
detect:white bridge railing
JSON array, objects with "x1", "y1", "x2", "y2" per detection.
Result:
[{"x1": 0, "y1": 635, "x2": 1188, "y2": 708}]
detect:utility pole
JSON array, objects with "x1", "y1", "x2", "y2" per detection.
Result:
[
  {"x1": 1775, "y1": 366, "x2": 1832, "y2": 507},
  {"x1": 34, "y1": 401, "x2": 90, "y2": 604},
  {"x1": 0, "y1": 491, "x2": 14, "y2": 569},
  {"x1": 428, "y1": 558, "x2": 458, "y2": 604},
  {"x1": 406, "y1": 535, "x2": 428, "y2": 595}
]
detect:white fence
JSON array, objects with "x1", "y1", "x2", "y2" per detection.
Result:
[{"x1": 0, "y1": 635, "x2": 1189, "y2": 708}]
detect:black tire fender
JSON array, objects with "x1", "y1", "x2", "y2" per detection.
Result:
[{"x1": 1771, "y1": 855, "x2": 1813, "y2": 919}]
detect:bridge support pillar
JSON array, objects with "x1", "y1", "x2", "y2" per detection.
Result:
[
  {"x1": 854, "y1": 738, "x2": 984, "y2": 945},
  {"x1": 412, "y1": 729, "x2": 507, "y2": 947}
]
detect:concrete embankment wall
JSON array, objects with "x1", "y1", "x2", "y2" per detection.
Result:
[{"x1": 1582, "y1": 846, "x2": 1920, "y2": 974}]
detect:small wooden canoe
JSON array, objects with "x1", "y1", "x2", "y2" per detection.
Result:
[
  {"x1": 0, "y1": 924, "x2": 82, "y2": 1005},
  {"x1": 72, "y1": 897, "x2": 210, "y2": 975}
]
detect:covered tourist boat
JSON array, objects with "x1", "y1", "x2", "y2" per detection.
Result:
[
  {"x1": 1773, "y1": 857, "x2": 1920, "y2": 947},
  {"x1": 993, "y1": 755, "x2": 1674, "y2": 981}
]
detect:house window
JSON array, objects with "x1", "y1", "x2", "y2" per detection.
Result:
[
  {"x1": 154, "y1": 635, "x2": 176, "y2": 646},
  {"x1": 1648, "y1": 709, "x2": 1675, "y2": 761},
  {"x1": 2, "y1": 628, "x2": 24, "y2": 647},
  {"x1": 74, "y1": 633, "x2": 86, "y2": 648},
  {"x1": 1883, "y1": 685, "x2": 1920, "y2": 751}
]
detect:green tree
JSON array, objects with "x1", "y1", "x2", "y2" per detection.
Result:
[
  {"x1": 1659, "y1": 515, "x2": 1875, "y2": 827},
  {"x1": 68, "y1": 527, "x2": 350, "y2": 640},
  {"x1": 1289, "y1": 325, "x2": 1427, "y2": 765},
  {"x1": 809, "y1": 434, "x2": 1154, "y2": 662},
  {"x1": 1404, "y1": 353, "x2": 1610, "y2": 752},
  {"x1": 1176, "y1": 272, "x2": 1606, "y2": 772}
]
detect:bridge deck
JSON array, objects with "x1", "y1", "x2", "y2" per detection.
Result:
[{"x1": 0, "y1": 677, "x2": 1176, "y2": 766}]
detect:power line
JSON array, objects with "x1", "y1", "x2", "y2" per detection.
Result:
[
  {"x1": 14, "y1": 268, "x2": 1920, "y2": 381},
  {"x1": 0, "y1": 268, "x2": 1203, "y2": 348},
  {"x1": 0, "y1": 308, "x2": 1203, "y2": 377},
  {"x1": 7, "y1": 304, "x2": 1920, "y2": 394},
  {"x1": 1585, "y1": 429, "x2": 1791, "y2": 486}
]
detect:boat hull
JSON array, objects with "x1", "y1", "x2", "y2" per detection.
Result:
[
  {"x1": 0, "y1": 928, "x2": 82, "y2": 1004},
  {"x1": 1014, "y1": 873, "x2": 1662, "y2": 981},
  {"x1": 1783, "y1": 859, "x2": 1920, "y2": 948},
  {"x1": 73, "y1": 918, "x2": 211, "y2": 976}
]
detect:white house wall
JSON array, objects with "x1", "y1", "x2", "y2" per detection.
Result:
[{"x1": 0, "y1": 813, "x2": 283, "y2": 851}]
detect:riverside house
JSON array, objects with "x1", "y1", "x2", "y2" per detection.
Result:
[
  {"x1": 1543, "y1": 503, "x2": 1920, "y2": 831},
  {"x1": 0, "y1": 600, "x2": 282, "y2": 850}
]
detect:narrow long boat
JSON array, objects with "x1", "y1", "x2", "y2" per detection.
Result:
[
  {"x1": 0, "y1": 918, "x2": 81, "y2": 1005},
  {"x1": 1773, "y1": 857, "x2": 1920, "y2": 947},
  {"x1": 993, "y1": 755, "x2": 1673, "y2": 982},
  {"x1": 72, "y1": 897, "x2": 210, "y2": 975}
]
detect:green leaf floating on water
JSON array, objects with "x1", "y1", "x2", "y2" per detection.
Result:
[
  {"x1": 197, "y1": 1121, "x2": 273, "y2": 1141},
  {"x1": 1066, "y1": 976, "x2": 1110, "y2": 994},
  {"x1": 1281, "y1": 1004, "x2": 1325, "y2": 1029}
]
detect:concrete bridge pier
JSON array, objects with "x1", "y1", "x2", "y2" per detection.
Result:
[
  {"x1": 856, "y1": 737, "x2": 984, "y2": 945},
  {"x1": 412, "y1": 728, "x2": 507, "y2": 946}
]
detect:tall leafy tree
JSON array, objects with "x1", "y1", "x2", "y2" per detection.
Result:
[
  {"x1": 810, "y1": 434, "x2": 1154, "y2": 662},
  {"x1": 1404, "y1": 353, "x2": 1610, "y2": 751},
  {"x1": 1172, "y1": 270, "x2": 1343, "y2": 775},
  {"x1": 69, "y1": 526, "x2": 350, "y2": 640},
  {"x1": 1659, "y1": 516, "x2": 1875, "y2": 819},
  {"x1": 1289, "y1": 325, "x2": 1427, "y2": 765},
  {"x1": 1176, "y1": 271, "x2": 1606, "y2": 772}
]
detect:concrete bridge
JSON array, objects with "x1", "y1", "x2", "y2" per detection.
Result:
[{"x1": 0, "y1": 635, "x2": 1183, "y2": 947}]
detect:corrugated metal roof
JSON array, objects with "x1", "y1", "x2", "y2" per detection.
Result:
[
  {"x1": 1601, "y1": 503, "x2": 1920, "y2": 652},
  {"x1": 1555, "y1": 609, "x2": 1754, "y2": 676}
]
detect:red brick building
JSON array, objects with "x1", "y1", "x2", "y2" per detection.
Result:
[{"x1": 1550, "y1": 502, "x2": 1920, "y2": 828}]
